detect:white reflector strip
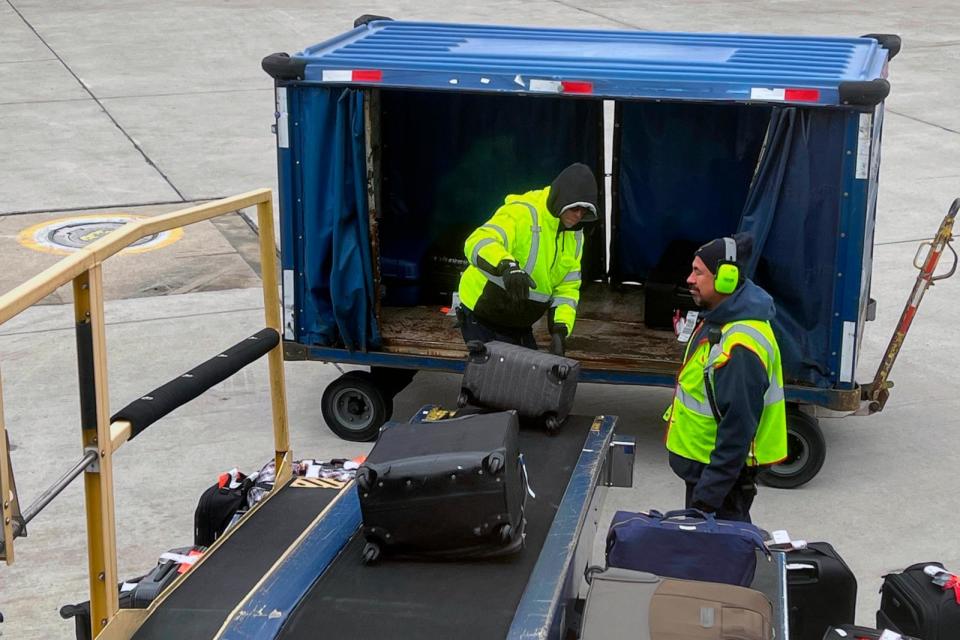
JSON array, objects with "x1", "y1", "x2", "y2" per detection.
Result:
[
  {"x1": 529, "y1": 79, "x2": 562, "y2": 93},
  {"x1": 750, "y1": 87, "x2": 786, "y2": 100},
  {"x1": 839, "y1": 320, "x2": 856, "y2": 383},
  {"x1": 321, "y1": 70, "x2": 352, "y2": 82}
]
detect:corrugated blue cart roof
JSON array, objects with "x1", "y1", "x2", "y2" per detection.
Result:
[{"x1": 288, "y1": 21, "x2": 892, "y2": 106}]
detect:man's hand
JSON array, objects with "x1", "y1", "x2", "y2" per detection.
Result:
[
  {"x1": 499, "y1": 260, "x2": 536, "y2": 303},
  {"x1": 549, "y1": 325, "x2": 568, "y2": 357}
]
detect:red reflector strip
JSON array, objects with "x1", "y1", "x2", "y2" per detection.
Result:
[
  {"x1": 561, "y1": 80, "x2": 594, "y2": 94},
  {"x1": 352, "y1": 69, "x2": 383, "y2": 82},
  {"x1": 784, "y1": 88, "x2": 820, "y2": 102}
]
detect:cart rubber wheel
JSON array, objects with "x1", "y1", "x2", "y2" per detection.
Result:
[
  {"x1": 321, "y1": 371, "x2": 392, "y2": 442},
  {"x1": 759, "y1": 408, "x2": 826, "y2": 489},
  {"x1": 361, "y1": 541, "x2": 381, "y2": 565}
]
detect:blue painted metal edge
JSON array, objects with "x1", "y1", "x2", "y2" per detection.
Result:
[
  {"x1": 294, "y1": 22, "x2": 887, "y2": 106},
  {"x1": 297, "y1": 343, "x2": 858, "y2": 408},
  {"x1": 219, "y1": 486, "x2": 362, "y2": 640},
  {"x1": 507, "y1": 415, "x2": 616, "y2": 639}
]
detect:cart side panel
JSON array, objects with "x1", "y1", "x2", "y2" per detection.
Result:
[
  {"x1": 275, "y1": 84, "x2": 298, "y2": 342},
  {"x1": 856, "y1": 104, "x2": 885, "y2": 357},
  {"x1": 830, "y1": 108, "x2": 878, "y2": 390}
]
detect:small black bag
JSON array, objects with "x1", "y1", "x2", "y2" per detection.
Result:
[
  {"x1": 60, "y1": 546, "x2": 203, "y2": 640},
  {"x1": 877, "y1": 562, "x2": 960, "y2": 640},
  {"x1": 357, "y1": 411, "x2": 527, "y2": 563},
  {"x1": 786, "y1": 542, "x2": 858, "y2": 640},
  {"x1": 823, "y1": 624, "x2": 919, "y2": 639},
  {"x1": 459, "y1": 340, "x2": 579, "y2": 432},
  {"x1": 193, "y1": 471, "x2": 252, "y2": 547}
]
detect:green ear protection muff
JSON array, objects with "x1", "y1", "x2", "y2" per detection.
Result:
[{"x1": 714, "y1": 237, "x2": 740, "y2": 295}]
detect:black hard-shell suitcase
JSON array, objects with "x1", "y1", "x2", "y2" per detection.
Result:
[
  {"x1": 877, "y1": 562, "x2": 960, "y2": 640},
  {"x1": 822, "y1": 624, "x2": 919, "y2": 639},
  {"x1": 459, "y1": 340, "x2": 579, "y2": 432},
  {"x1": 786, "y1": 542, "x2": 858, "y2": 640},
  {"x1": 357, "y1": 411, "x2": 527, "y2": 563}
]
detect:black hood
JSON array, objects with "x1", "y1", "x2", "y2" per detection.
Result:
[
  {"x1": 703, "y1": 279, "x2": 776, "y2": 325},
  {"x1": 546, "y1": 163, "x2": 599, "y2": 227}
]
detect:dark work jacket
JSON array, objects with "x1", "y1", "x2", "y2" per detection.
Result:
[{"x1": 668, "y1": 279, "x2": 775, "y2": 510}]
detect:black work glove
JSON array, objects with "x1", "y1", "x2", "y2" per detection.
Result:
[
  {"x1": 498, "y1": 260, "x2": 536, "y2": 304},
  {"x1": 549, "y1": 325, "x2": 568, "y2": 357}
]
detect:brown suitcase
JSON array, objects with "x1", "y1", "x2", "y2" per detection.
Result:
[{"x1": 580, "y1": 567, "x2": 772, "y2": 640}]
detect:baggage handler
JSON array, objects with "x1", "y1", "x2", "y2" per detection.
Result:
[
  {"x1": 663, "y1": 233, "x2": 788, "y2": 522},
  {"x1": 457, "y1": 163, "x2": 598, "y2": 357}
]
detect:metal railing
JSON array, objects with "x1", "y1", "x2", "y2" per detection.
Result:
[{"x1": 0, "y1": 189, "x2": 291, "y2": 638}]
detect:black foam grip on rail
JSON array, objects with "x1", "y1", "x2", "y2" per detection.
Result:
[{"x1": 112, "y1": 328, "x2": 280, "y2": 440}]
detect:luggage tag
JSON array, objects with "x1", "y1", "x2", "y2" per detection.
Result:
[
  {"x1": 518, "y1": 454, "x2": 536, "y2": 499},
  {"x1": 676, "y1": 310, "x2": 699, "y2": 343}
]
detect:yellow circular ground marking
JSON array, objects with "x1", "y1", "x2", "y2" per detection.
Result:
[{"x1": 17, "y1": 214, "x2": 184, "y2": 256}]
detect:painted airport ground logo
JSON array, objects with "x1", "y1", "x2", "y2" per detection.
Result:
[{"x1": 18, "y1": 214, "x2": 183, "y2": 255}]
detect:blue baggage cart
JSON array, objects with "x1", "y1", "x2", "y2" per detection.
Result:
[{"x1": 263, "y1": 18, "x2": 947, "y2": 488}]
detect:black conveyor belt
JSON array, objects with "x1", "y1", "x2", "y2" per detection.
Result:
[
  {"x1": 277, "y1": 415, "x2": 594, "y2": 640},
  {"x1": 133, "y1": 480, "x2": 339, "y2": 639}
]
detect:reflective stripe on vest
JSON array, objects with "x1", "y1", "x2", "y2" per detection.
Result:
[
  {"x1": 481, "y1": 223, "x2": 509, "y2": 248},
  {"x1": 517, "y1": 201, "x2": 541, "y2": 276},
  {"x1": 666, "y1": 319, "x2": 787, "y2": 466}
]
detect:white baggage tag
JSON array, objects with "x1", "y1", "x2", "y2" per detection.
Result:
[{"x1": 677, "y1": 311, "x2": 699, "y2": 343}]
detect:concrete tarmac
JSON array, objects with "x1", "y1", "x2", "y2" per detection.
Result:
[{"x1": 1, "y1": 1, "x2": 959, "y2": 638}]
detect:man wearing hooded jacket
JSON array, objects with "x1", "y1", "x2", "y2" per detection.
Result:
[
  {"x1": 457, "y1": 163, "x2": 598, "y2": 356},
  {"x1": 663, "y1": 233, "x2": 787, "y2": 523}
]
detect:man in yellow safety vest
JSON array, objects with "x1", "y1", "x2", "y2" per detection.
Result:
[
  {"x1": 663, "y1": 233, "x2": 787, "y2": 522},
  {"x1": 457, "y1": 163, "x2": 598, "y2": 356}
]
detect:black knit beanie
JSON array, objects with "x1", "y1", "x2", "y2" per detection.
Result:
[{"x1": 695, "y1": 232, "x2": 754, "y2": 275}]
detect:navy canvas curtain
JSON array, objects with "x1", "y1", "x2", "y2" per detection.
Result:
[
  {"x1": 738, "y1": 107, "x2": 847, "y2": 387},
  {"x1": 297, "y1": 87, "x2": 380, "y2": 351}
]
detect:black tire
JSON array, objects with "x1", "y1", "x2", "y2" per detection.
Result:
[
  {"x1": 759, "y1": 407, "x2": 826, "y2": 489},
  {"x1": 321, "y1": 372, "x2": 392, "y2": 442}
]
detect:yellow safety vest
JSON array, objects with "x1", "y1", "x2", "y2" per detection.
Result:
[
  {"x1": 458, "y1": 187, "x2": 583, "y2": 333},
  {"x1": 664, "y1": 319, "x2": 787, "y2": 466}
]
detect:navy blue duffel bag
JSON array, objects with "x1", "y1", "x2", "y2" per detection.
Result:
[{"x1": 605, "y1": 509, "x2": 769, "y2": 586}]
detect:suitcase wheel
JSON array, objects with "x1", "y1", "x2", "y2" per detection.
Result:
[
  {"x1": 457, "y1": 389, "x2": 473, "y2": 409},
  {"x1": 544, "y1": 414, "x2": 560, "y2": 435},
  {"x1": 484, "y1": 453, "x2": 505, "y2": 475},
  {"x1": 553, "y1": 364, "x2": 570, "y2": 381},
  {"x1": 362, "y1": 541, "x2": 381, "y2": 565},
  {"x1": 356, "y1": 467, "x2": 377, "y2": 494},
  {"x1": 496, "y1": 523, "x2": 513, "y2": 545}
]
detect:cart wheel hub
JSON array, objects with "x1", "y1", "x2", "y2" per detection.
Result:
[{"x1": 333, "y1": 389, "x2": 374, "y2": 429}]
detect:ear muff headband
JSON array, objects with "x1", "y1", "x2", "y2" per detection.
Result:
[{"x1": 714, "y1": 237, "x2": 739, "y2": 295}]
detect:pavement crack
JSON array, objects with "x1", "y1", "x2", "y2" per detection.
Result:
[
  {"x1": 886, "y1": 109, "x2": 960, "y2": 135},
  {"x1": 0, "y1": 305, "x2": 265, "y2": 338},
  {"x1": 5, "y1": 0, "x2": 188, "y2": 201},
  {"x1": 0, "y1": 197, "x2": 228, "y2": 217},
  {"x1": 547, "y1": 0, "x2": 648, "y2": 30}
]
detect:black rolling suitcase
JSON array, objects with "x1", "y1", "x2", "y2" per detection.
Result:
[
  {"x1": 877, "y1": 562, "x2": 960, "y2": 639},
  {"x1": 823, "y1": 625, "x2": 919, "y2": 639},
  {"x1": 357, "y1": 411, "x2": 528, "y2": 563},
  {"x1": 459, "y1": 340, "x2": 579, "y2": 432},
  {"x1": 786, "y1": 542, "x2": 858, "y2": 640}
]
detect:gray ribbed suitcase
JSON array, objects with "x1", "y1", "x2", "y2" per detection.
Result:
[
  {"x1": 580, "y1": 567, "x2": 772, "y2": 640},
  {"x1": 458, "y1": 341, "x2": 580, "y2": 432}
]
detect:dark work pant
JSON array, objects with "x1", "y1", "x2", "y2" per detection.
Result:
[
  {"x1": 457, "y1": 305, "x2": 538, "y2": 350},
  {"x1": 684, "y1": 467, "x2": 759, "y2": 523}
]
